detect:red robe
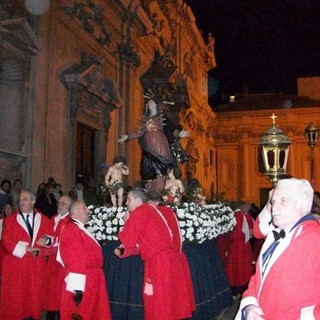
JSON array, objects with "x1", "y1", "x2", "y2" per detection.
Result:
[
  {"x1": 118, "y1": 203, "x2": 195, "y2": 320},
  {"x1": 1, "y1": 210, "x2": 53, "y2": 320},
  {"x1": 59, "y1": 219, "x2": 111, "y2": 320},
  {"x1": 43, "y1": 213, "x2": 71, "y2": 311},
  {"x1": 236, "y1": 219, "x2": 320, "y2": 320},
  {"x1": 225, "y1": 210, "x2": 254, "y2": 286}
]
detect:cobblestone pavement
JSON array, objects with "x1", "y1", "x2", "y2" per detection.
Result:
[{"x1": 216, "y1": 296, "x2": 241, "y2": 320}]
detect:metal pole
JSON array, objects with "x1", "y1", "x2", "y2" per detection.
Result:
[{"x1": 311, "y1": 147, "x2": 315, "y2": 188}]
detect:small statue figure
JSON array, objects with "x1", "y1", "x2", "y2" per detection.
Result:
[
  {"x1": 163, "y1": 167, "x2": 185, "y2": 204},
  {"x1": 105, "y1": 156, "x2": 129, "y2": 207}
]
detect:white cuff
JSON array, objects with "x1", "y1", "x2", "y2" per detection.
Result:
[
  {"x1": 235, "y1": 296, "x2": 259, "y2": 319},
  {"x1": 12, "y1": 241, "x2": 29, "y2": 258},
  {"x1": 301, "y1": 305, "x2": 316, "y2": 320},
  {"x1": 65, "y1": 272, "x2": 86, "y2": 293}
]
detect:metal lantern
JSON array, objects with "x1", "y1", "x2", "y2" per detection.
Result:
[
  {"x1": 305, "y1": 122, "x2": 319, "y2": 149},
  {"x1": 259, "y1": 114, "x2": 291, "y2": 186}
]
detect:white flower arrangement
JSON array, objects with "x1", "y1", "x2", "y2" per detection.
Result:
[
  {"x1": 86, "y1": 202, "x2": 236, "y2": 243},
  {"x1": 86, "y1": 205, "x2": 127, "y2": 242},
  {"x1": 172, "y1": 201, "x2": 236, "y2": 243}
]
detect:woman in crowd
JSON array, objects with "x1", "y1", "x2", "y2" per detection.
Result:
[
  {"x1": 35, "y1": 183, "x2": 58, "y2": 218},
  {"x1": 0, "y1": 179, "x2": 12, "y2": 213}
]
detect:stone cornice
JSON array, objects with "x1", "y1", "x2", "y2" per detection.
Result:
[
  {"x1": 63, "y1": 54, "x2": 121, "y2": 109},
  {"x1": 0, "y1": 18, "x2": 41, "y2": 56}
]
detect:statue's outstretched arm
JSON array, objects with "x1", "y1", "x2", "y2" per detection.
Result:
[{"x1": 118, "y1": 135, "x2": 128, "y2": 144}]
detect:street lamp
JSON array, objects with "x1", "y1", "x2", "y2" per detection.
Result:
[
  {"x1": 259, "y1": 114, "x2": 291, "y2": 186},
  {"x1": 305, "y1": 122, "x2": 319, "y2": 187}
]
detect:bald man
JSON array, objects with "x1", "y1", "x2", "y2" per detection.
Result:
[{"x1": 58, "y1": 200, "x2": 111, "y2": 320}]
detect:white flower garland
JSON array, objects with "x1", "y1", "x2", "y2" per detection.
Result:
[{"x1": 86, "y1": 202, "x2": 236, "y2": 243}]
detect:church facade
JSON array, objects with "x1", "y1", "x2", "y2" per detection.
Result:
[
  {"x1": 0, "y1": 0, "x2": 216, "y2": 197},
  {"x1": 2, "y1": 1, "x2": 319, "y2": 206}
]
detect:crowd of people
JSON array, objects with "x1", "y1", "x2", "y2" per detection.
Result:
[
  {"x1": 1, "y1": 173, "x2": 320, "y2": 319},
  {"x1": 0, "y1": 176, "x2": 113, "y2": 319},
  {"x1": 0, "y1": 176, "x2": 91, "y2": 221},
  {"x1": 0, "y1": 172, "x2": 197, "y2": 320}
]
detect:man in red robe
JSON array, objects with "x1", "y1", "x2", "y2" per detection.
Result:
[
  {"x1": 225, "y1": 202, "x2": 254, "y2": 297},
  {"x1": 236, "y1": 178, "x2": 320, "y2": 320},
  {"x1": 41, "y1": 195, "x2": 73, "y2": 319},
  {"x1": 116, "y1": 188, "x2": 195, "y2": 320},
  {"x1": 58, "y1": 200, "x2": 111, "y2": 320},
  {"x1": 1, "y1": 190, "x2": 54, "y2": 320}
]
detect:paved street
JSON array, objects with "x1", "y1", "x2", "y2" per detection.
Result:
[{"x1": 216, "y1": 297, "x2": 240, "y2": 320}]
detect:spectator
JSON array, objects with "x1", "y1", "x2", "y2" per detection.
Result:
[
  {"x1": 0, "y1": 179, "x2": 12, "y2": 212},
  {"x1": 0, "y1": 203, "x2": 13, "y2": 238},
  {"x1": 36, "y1": 182, "x2": 46, "y2": 196},
  {"x1": 236, "y1": 178, "x2": 320, "y2": 319},
  {"x1": 115, "y1": 188, "x2": 195, "y2": 320},
  {"x1": 11, "y1": 178, "x2": 22, "y2": 210},
  {"x1": 68, "y1": 179, "x2": 89, "y2": 202},
  {"x1": 48, "y1": 176, "x2": 57, "y2": 186},
  {"x1": 52, "y1": 183, "x2": 63, "y2": 202},
  {"x1": 35, "y1": 183, "x2": 58, "y2": 219},
  {"x1": 58, "y1": 200, "x2": 111, "y2": 319}
]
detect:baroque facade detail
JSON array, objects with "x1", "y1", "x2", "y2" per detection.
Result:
[
  {"x1": 63, "y1": 55, "x2": 120, "y2": 130},
  {"x1": 60, "y1": 0, "x2": 111, "y2": 46}
]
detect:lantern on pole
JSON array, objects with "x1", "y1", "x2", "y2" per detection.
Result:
[
  {"x1": 305, "y1": 122, "x2": 319, "y2": 187},
  {"x1": 259, "y1": 114, "x2": 291, "y2": 186}
]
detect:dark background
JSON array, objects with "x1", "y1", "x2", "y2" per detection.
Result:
[{"x1": 185, "y1": 0, "x2": 320, "y2": 106}]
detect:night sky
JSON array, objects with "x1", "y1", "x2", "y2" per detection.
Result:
[{"x1": 185, "y1": 0, "x2": 320, "y2": 106}]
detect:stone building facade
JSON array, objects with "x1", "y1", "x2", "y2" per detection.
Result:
[
  {"x1": 0, "y1": 0, "x2": 216, "y2": 197},
  {"x1": 214, "y1": 92, "x2": 320, "y2": 206}
]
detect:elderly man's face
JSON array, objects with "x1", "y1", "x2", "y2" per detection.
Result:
[
  {"x1": 271, "y1": 186, "x2": 304, "y2": 229},
  {"x1": 19, "y1": 192, "x2": 35, "y2": 213},
  {"x1": 126, "y1": 192, "x2": 142, "y2": 212},
  {"x1": 74, "y1": 202, "x2": 90, "y2": 224},
  {"x1": 58, "y1": 196, "x2": 70, "y2": 216}
]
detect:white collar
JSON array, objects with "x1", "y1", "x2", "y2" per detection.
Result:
[{"x1": 21, "y1": 211, "x2": 34, "y2": 216}]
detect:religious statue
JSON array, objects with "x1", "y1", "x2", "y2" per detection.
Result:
[
  {"x1": 105, "y1": 156, "x2": 129, "y2": 207},
  {"x1": 119, "y1": 98, "x2": 189, "y2": 192}
]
